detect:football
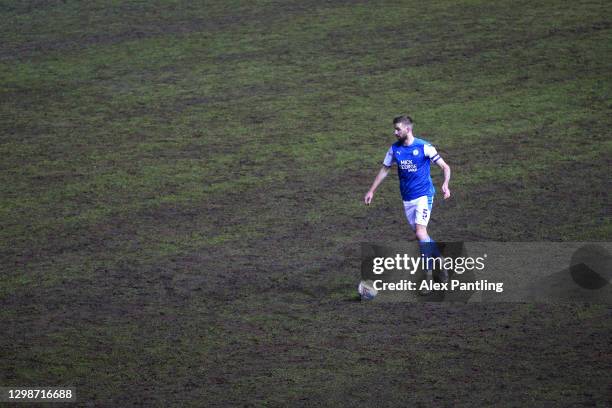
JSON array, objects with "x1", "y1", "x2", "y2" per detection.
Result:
[{"x1": 358, "y1": 280, "x2": 378, "y2": 300}]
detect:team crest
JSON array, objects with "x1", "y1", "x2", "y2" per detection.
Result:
[{"x1": 412, "y1": 149, "x2": 419, "y2": 156}]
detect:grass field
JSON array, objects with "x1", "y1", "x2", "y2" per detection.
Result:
[{"x1": 1, "y1": 0, "x2": 611, "y2": 406}]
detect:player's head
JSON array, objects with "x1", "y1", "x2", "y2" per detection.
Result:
[{"x1": 393, "y1": 115, "x2": 413, "y2": 141}]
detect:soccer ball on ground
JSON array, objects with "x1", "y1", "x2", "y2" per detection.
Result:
[{"x1": 358, "y1": 280, "x2": 378, "y2": 300}]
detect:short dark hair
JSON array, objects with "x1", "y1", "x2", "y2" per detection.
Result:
[{"x1": 393, "y1": 115, "x2": 414, "y2": 127}]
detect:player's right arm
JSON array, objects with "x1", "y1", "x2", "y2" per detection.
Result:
[
  {"x1": 365, "y1": 146, "x2": 394, "y2": 205},
  {"x1": 365, "y1": 165, "x2": 391, "y2": 205}
]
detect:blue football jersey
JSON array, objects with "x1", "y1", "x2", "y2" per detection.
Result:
[{"x1": 382, "y1": 138, "x2": 441, "y2": 201}]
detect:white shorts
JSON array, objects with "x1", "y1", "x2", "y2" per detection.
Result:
[{"x1": 403, "y1": 195, "x2": 434, "y2": 230}]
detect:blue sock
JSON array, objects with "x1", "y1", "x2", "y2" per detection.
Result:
[
  {"x1": 429, "y1": 238, "x2": 441, "y2": 258},
  {"x1": 419, "y1": 239, "x2": 434, "y2": 270},
  {"x1": 419, "y1": 237, "x2": 441, "y2": 270}
]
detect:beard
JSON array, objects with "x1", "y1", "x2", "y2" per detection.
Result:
[{"x1": 397, "y1": 134, "x2": 408, "y2": 143}]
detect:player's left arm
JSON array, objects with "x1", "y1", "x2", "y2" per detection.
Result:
[
  {"x1": 435, "y1": 158, "x2": 451, "y2": 199},
  {"x1": 425, "y1": 144, "x2": 451, "y2": 199}
]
